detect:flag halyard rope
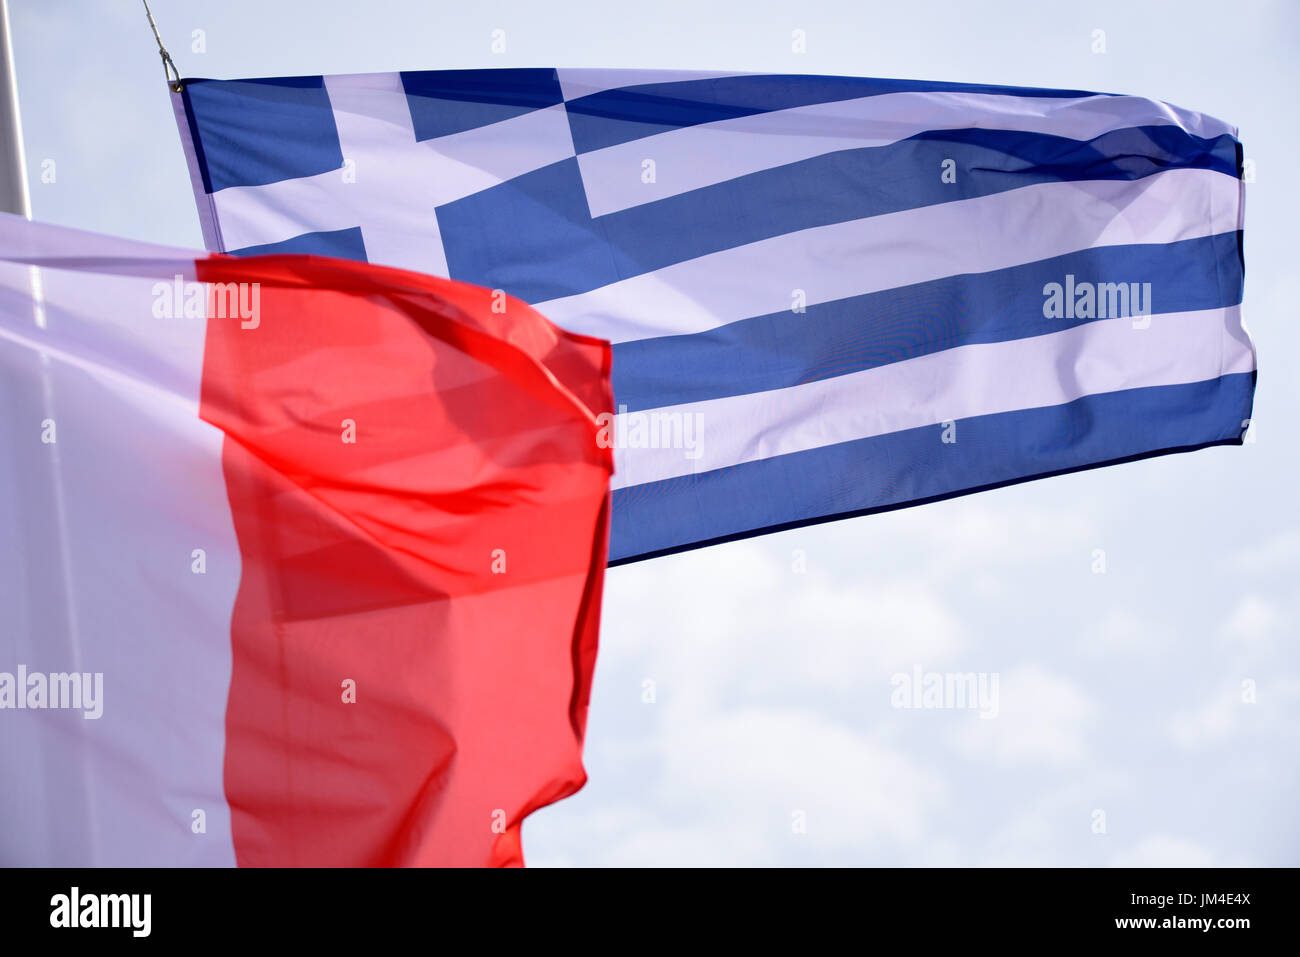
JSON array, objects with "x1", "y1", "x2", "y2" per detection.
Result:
[{"x1": 141, "y1": 0, "x2": 182, "y2": 91}]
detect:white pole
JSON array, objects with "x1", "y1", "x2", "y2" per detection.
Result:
[
  {"x1": 0, "y1": 0, "x2": 30, "y2": 218},
  {"x1": 0, "y1": 0, "x2": 94, "y2": 861}
]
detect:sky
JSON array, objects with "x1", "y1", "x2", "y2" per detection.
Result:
[{"x1": 9, "y1": 0, "x2": 1298, "y2": 866}]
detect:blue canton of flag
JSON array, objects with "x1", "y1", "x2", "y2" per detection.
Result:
[{"x1": 173, "y1": 69, "x2": 1255, "y2": 564}]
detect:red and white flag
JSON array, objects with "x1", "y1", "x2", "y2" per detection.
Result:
[{"x1": 0, "y1": 214, "x2": 613, "y2": 866}]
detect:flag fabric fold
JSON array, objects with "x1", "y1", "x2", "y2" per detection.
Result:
[
  {"x1": 172, "y1": 68, "x2": 1256, "y2": 563},
  {"x1": 0, "y1": 213, "x2": 613, "y2": 866}
]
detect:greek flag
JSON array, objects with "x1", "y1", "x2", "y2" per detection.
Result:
[{"x1": 173, "y1": 69, "x2": 1255, "y2": 564}]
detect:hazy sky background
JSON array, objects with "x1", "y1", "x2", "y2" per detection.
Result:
[{"x1": 10, "y1": 0, "x2": 1297, "y2": 865}]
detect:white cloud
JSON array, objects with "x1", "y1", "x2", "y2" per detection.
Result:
[
  {"x1": 1110, "y1": 835, "x2": 1215, "y2": 868},
  {"x1": 1228, "y1": 527, "x2": 1300, "y2": 578},
  {"x1": 950, "y1": 665, "x2": 1094, "y2": 766},
  {"x1": 863, "y1": 498, "x2": 1098, "y2": 589},
  {"x1": 604, "y1": 538, "x2": 967, "y2": 701},
  {"x1": 1169, "y1": 687, "x2": 1242, "y2": 750},
  {"x1": 1168, "y1": 675, "x2": 1300, "y2": 751},
  {"x1": 1077, "y1": 608, "x2": 1175, "y2": 658},
  {"x1": 527, "y1": 706, "x2": 951, "y2": 866},
  {"x1": 656, "y1": 707, "x2": 948, "y2": 853},
  {"x1": 1219, "y1": 594, "x2": 1283, "y2": 646}
]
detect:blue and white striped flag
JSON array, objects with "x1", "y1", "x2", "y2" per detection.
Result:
[{"x1": 173, "y1": 69, "x2": 1255, "y2": 564}]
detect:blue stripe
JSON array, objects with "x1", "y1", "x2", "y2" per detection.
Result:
[
  {"x1": 611, "y1": 232, "x2": 1244, "y2": 412},
  {"x1": 608, "y1": 372, "x2": 1255, "y2": 563},
  {"x1": 231, "y1": 226, "x2": 367, "y2": 260},
  {"x1": 401, "y1": 69, "x2": 564, "y2": 141},
  {"x1": 182, "y1": 77, "x2": 343, "y2": 194},
  {"x1": 438, "y1": 126, "x2": 1237, "y2": 304},
  {"x1": 566, "y1": 73, "x2": 1110, "y2": 154}
]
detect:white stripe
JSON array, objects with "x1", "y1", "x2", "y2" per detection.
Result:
[
  {"x1": 209, "y1": 168, "x2": 358, "y2": 254},
  {"x1": 578, "y1": 90, "x2": 1236, "y2": 218},
  {"x1": 609, "y1": 305, "x2": 1253, "y2": 490},
  {"x1": 0, "y1": 215, "x2": 239, "y2": 865},
  {"x1": 538, "y1": 167, "x2": 1240, "y2": 344}
]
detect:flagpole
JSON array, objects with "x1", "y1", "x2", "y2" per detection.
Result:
[
  {"x1": 0, "y1": 0, "x2": 30, "y2": 217},
  {"x1": 1, "y1": 0, "x2": 98, "y2": 860}
]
